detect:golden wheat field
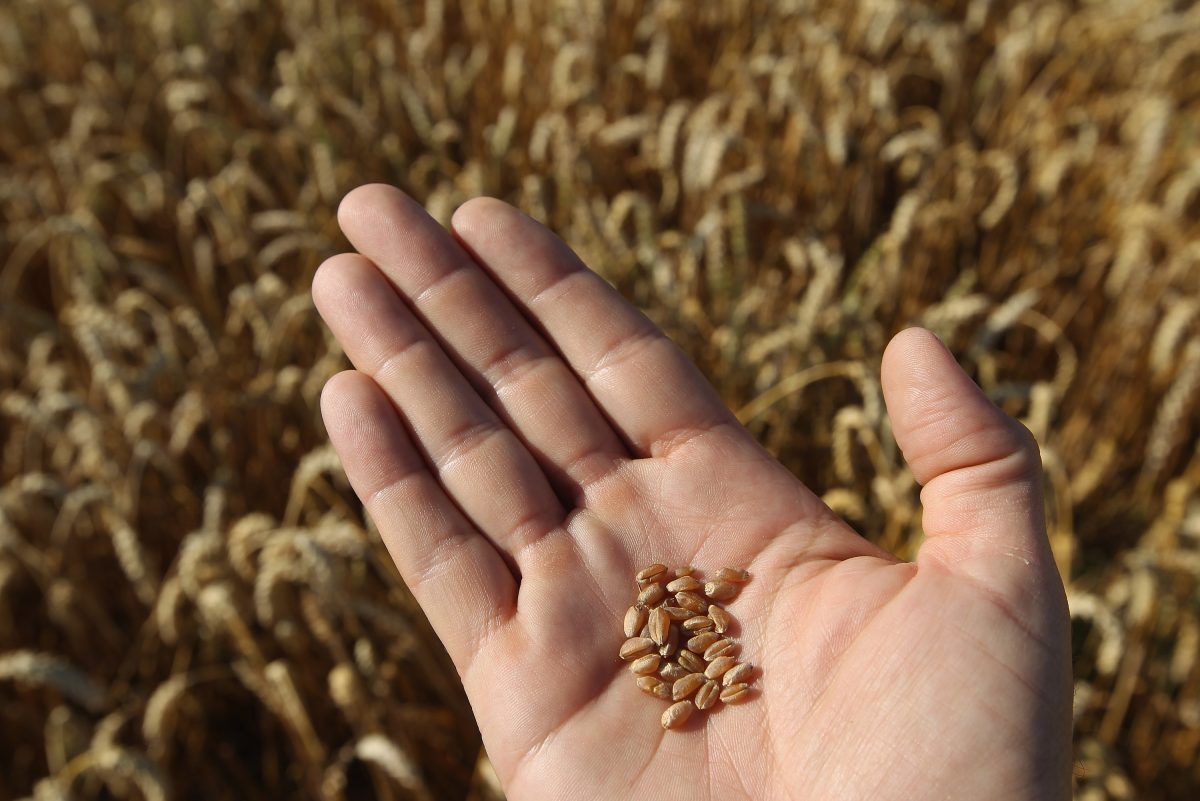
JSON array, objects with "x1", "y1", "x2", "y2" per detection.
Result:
[{"x1": 1, "y1": 0, "x2": 1199, "y2": 798}]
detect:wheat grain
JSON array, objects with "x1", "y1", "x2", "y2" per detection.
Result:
[
  {"x1": 675, "y1": 591, "x2": 708, "y2": 614},
  {"x1": 671, "y1": 673, "x2": 706, "y2": 701},
  {"x1": 695, "y1": 680, "x2": 720, "y2": 711},
  {"x1": 720, "y1": 684, "x2": 751, "y2": 704},
  {"x1": 661, "y1": 701, "x2": 694, "y2": 730},
  {"x1": 629, "y1": 654, "x2": 661, "y2": 675},
  {"x1": 661, "y1": 605, "x2": 694, "y2": 621},
  {"x1": 722, "y1": 662, "x2": 754, "y2": 687},
  {"x1": 624, "y1": 605, "x2": 648, "y2": 638},
  {"x1": 686, "y1": 632, "x2": 721, "y2": 653},
  {"x1": 703, "y1": 639, "x2": 737, "y2": 661},
  {"x1": 708, "y1": 605, "x2": 732, "y2": 634},
  {"x1": 666, "y1": 576, "x2": 702, "y2": 593},
  {"x1": 636, "y1": 676, "x2": 663, "y2": 696},
  {"x1": 705, "y1": 656, "x2": 739, "y2": 680},
  {"x1": 659, "y1": 623, "x2": 680, "y2": 657},
  {"x1": 660, "y1": 662, "x2": 689, "y2": 682},
  {"x1": 620, "y1": 637, "x2": 655, "y2": 660},
  {"x1": 677, "y1": 650, "x2": 707, "y2": 674},
  {"x1": 715, "y1": 568, "x2": 749, "y2": 583},
  {"x1": 648, "y1": 607, "x2": 671, "y2": 646},
  {"x1": 637, "y1": 582, "x2": 667, "y2": 606}
]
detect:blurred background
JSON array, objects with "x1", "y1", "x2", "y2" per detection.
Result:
[{"x1": 1, "y1": 0, "x2": 1198, "y2": 798}]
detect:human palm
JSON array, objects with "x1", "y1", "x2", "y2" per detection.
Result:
[{"x1": 313, "y1": 185, "x2": 1072, "y2": 801}]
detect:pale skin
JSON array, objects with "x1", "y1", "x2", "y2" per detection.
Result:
[{"x1": 313, "y1": 185, "x2": 1073, "y2": 801}]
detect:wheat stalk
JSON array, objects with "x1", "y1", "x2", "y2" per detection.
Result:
[{"x1": 0, "y1": 651, "x2": 104, "y2": 712}]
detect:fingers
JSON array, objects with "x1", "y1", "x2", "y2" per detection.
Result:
[
  {"x1": 336, "y1": 185, "x2": 627, "y2": 498},
  {"x1": 313, "y1": 253, "x2": 564, "y2": 566},
  {"x1": 450, "y1": 197, "x2": 745, "y2": 460},
  {"x1": 320, "y1": 370, "x2": 515, "y2": 669},
  {"x1": 880, "y1": 328, "x2": 1055, "y2": 579}
]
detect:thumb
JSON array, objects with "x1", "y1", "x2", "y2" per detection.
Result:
[{"x1": 880, "y1": 327, "x2": 1055, "y2": 584}]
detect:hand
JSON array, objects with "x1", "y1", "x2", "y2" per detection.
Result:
[{"x1": 312, "y1": 185, "x2": 1072, "y2": 801}]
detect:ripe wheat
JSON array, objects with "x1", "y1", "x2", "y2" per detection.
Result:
[{"x1": 1, "y1": 0, "x2": 1196, "y2": 795}]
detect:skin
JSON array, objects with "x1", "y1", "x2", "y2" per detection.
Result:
[{"x1": 312, "y1": 184, "x2": 1073, "y2": 801}]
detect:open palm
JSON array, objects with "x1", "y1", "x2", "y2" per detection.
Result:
[{"x1": 313, "y1": 185, "x2": 1072, "y2": 801}]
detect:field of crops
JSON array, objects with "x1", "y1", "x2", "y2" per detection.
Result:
[{"x1": 1, "y1": 0, "x2": 1198, "y2": 798}]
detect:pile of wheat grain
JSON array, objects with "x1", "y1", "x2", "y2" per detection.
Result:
[
  {"x1": 619, "y1": 564, "x2": 758, "y2": 728},
  {"x1": 1, "y1": 0, "x2": 1198, "y2": 798}
]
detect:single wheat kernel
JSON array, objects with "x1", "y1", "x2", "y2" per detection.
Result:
[
  {"x1": 703, "y1": 639, "x2": 736, "y2": 661},
  {"x1": 660, "y1": 662, "x2": 689, "y2": 682},
  {"x1": 722, "y1": 662, "x2": 754, "y2": 686},
  {"x1": 671, "y1": 672, "x2": 706, "y2": 700},
  {"x1": 675, "y1": 591, "x2": 708, "y2": 613},
  {"x1": 624, "y1": 605, "x2": 648, "y2": 638},
  {"x1": 620, "y1": 637, "x2": 655, "y2": 660},
  {"x1": 678, "y1": 650, "x2": 706, "y2": 673},
  {"x1": 716, "y1": 567, "x2": 750, "y2": 583},
  {"x1": 648, "y1": 607, "x2": 671, "y2": 646},
  {"x1": 636, "y1": 676, "x2": 663, "y2": 695},
  {"x1": 639, "y1": 582, "x2": 667, "y2": 606},
  {"x1": 666, "y1": 576, "x2": 703, "y2": 593},
  {"x1": 683, "y1": 616, "x2": 714, "y2": 632},
  {"x1": 695, "y1": 679, "x2": 720, "y2": 710},
  {"x1": 661, "y1": 606, "x2": 694, "y2": 621},
  {"x1": 674, "y1": 566, "x2": 694, "y2": 577},
  {"x1": 659, "y1": 624, "x2": 679, "y2": 657},
  {"x1": 708, "y1": 605, "x2": 732, "y2": 634},
  {"x1": 720, "y1": 683, "x2": 750, "y2": 703},
  {"x1": 630, "y1": 654, "x2": 661, "y2": 675},
  {"x1": 636, "y1": 564, "x2": 668, "y2": 583},
  {"x1": 651, "y1": 682, "x2": 673, "y2": 701},
  {"x1": 661, "y1": 701, "x2": 694, "y2": 730},
  {"x1": 686, "y1": 632, "x2": 721, "y2": 653},
  {"x1": 704, "y1": 655, "x2": 738, "y2": 679},
  {"x1": 704, "y1": 581, "x2": 738, "y2": 601}
]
